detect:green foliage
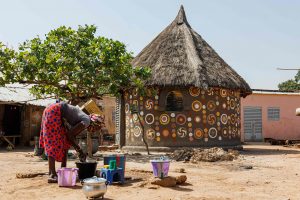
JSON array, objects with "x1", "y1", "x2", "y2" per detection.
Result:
[
  {"x1": 278, "y1": 71, "x2": 300, "y2": 91},
  {"x1": 0, "y1": 25, "x2": 151, "y2": 103}
]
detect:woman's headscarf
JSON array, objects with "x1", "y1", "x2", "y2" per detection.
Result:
[{"x1": 87, "y1": 114, "x2": 105, "y2": 132}]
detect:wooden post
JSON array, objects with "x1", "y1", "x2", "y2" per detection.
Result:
[{"x1": 87, "y1": 131, "x2": 92, "y2": 158}]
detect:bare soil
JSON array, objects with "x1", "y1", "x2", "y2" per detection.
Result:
[{"x1": 1, "y1": 144, "x2": 300, "y2": 200}]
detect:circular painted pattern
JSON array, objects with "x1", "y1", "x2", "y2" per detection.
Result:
[
  {"x1": 133, "y1": 114, "x2": 139, "y2": 122},
  {"x1": 222, "y1": 127, "x2": 228, "y2": 137},
  {"x1": 170, "y1": 113, "x2": 176, "y2": 118},
  {"x1": 133, "y1": 100, "x2": 138, "y2": 106},
  {"x1": 230, "y1": 114, "x2": 236, "y2": 124},
  {"x1": 208, "y1": 127, "x2": 218, "y2": 139},
  {"x1": 194, "y1": 128, "x2": 204, "y2": 139},
  {"x1": 187, "y1": 117, "x2": 192, "y2": 122},
  {"x1": 220, "y1": 89, "x2": 228, "y2": 97},
  {"x1": 133, "y1": 126, "x2": 142, "y2": 137},
  {"x1": 145, "y1": 99, "x2": 154, "y2": 110},
  {"x1": 156, "y1": 137, "x2": 161, "y2": 142},
  {"x1": 207, "y1": 100, "x2": 216, "y2": 111},
  {"x1": 177, "y1": 127, "x2": 187, "y2": 138},
  {"x1": 222, "y1": 103, "x2": 227, "y2": 109},
  {"x1": 160, "y1": 114, "x2": 170, "y2": 125},
  {"x1": 125, "y1": 116, "x2": 130, "y2": 127},
  {"x1": 140, "y1": 111, "x2": 144, "y2": 116},
  {"x1": 176, "y1": 114, "x2": 186, "y2": 125},
  {"x1": 207, "y1": 88, "x2": 214, "y2": 96},
  {"x1": 192, "y1": 100, "x2": 202, "y2": 112},
  {"x1": 189, "y1": 86, "x2": 200, "y2": 97},
  {"x1": 230, "y1": 99, "x2": 236, "y2": 109},
  {"x1": 207, "y1": 114, "x2": 216, "y2": 125},
  {"x1": 194, "y1": 116, "x2": 201, "y2": 123},
  {"x1": 145, "y1": 113, "x2": 155, "y2": 125},
  {"x1": 146, "y1": 129, "x2": 155, "y2": 140},
  {"x1": 162, "y1": 129, "x2": 170, "y2": 137},
  {"x1": 221, "y1": 114, "x2": 228, "y2": 125},
  {"x1": 133, "y1": 89, "x2": 138, "y2": 96},
  {"x1": 126, "y1": 129, "x2": 130, "y2": 139},
  {"x1": 125, "y1": 103, "x2": 130, "y2": 113}
]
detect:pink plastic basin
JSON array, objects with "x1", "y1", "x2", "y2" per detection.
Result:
[{"x1": 57, "y1": 168, "x2": 78, "y2": 187}]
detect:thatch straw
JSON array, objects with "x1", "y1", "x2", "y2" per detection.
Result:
[{"x1": 132, "y1": 5, "x2": 251, "y2": 97}]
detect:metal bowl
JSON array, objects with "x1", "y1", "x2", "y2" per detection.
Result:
[{"x1": 82, "y1": 176, "x2": 108, "y2": 199}]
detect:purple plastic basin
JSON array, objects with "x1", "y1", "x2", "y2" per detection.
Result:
[
  {"x1": 150, "y1": 160, "x2": 170, "y2": 178},
  {"x1": 57, "y1": 167, "x2": 78, "y2": 187}
]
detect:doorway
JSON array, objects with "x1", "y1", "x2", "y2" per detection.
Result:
[
  {"x1": 243, "y1": 106, "x2": 263, "y2": 142},
  {"x1": 3, "y1": 105, "x2": 22, "y2": 136}
]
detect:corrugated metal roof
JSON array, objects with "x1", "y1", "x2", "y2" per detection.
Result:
[
  {"x1": 252, "y1": 90, "x2": 300, "y2": 95},
  {"x1": 0, "y1": 84, "x2": 55, "y2": 107}
]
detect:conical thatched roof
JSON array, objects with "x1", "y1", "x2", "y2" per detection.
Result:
[{"x1": 132, "y1": 6, "x2": 251, "y2": 96}]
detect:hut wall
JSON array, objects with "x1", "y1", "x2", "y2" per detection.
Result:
[
  {"x1": 124, "y1": 87, "x2": 241, "y2": 147},
  {"x1": 102, "y1": 96, "x2": 116, "y2": 135},
  {"x1": 21, "y1": 105, "x2": 44, "y2": 145}
]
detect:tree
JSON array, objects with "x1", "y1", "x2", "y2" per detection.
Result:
[
  {"x1": 278, "y1": 71, "x2": 300, "y2": 91},
  {"x1": 0, "y1": 25, "x2": 151, "y2": 104}
]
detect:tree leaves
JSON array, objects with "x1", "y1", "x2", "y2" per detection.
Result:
[
  {"x1": 278, "y1": 70, "x2": 300, "y2": 91},
  {"x1": 0, "y1": 25, "x2": 151, "y2": 103}
]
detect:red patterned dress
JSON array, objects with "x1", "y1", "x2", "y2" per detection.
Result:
[{"x1": 39, "y1": 103, "x2": 71, "y2": 162}]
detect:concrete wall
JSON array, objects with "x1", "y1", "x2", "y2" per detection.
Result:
[
  {"x1": 124, "y1": 87, "x2": 241, "y2": 147},
  {"x1": 241, "y1": 93, "x2": 300, "y2": 141}
]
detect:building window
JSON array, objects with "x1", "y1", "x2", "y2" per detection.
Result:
[
  {"x1": 166, "y1": 91, "x2": 183, "y2": 111},
  {"x1": 267, "y1": 107, "x2": 280, "y2": 121}
]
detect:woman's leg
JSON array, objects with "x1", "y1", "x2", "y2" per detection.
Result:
[
  {"x1": 48, "y1": 156, "x2": 57, "y2": 177},
  {"x1": 61, "y1": 150, "x2": 68, "y2": 168}
]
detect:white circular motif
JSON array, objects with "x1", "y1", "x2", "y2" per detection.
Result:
[
  {"x1": 170, "y1": 113, "x2": 175, "y2": 118},
  {"x1": 189, "y1": 132, "x2": 193, "y2": 137},
  {"x1": 216, "y1": 101, "x2": 219, "y2": 106},
  {"x1": 140, "y1": 111, "x2": 144, "y2": 116},
  {"x1": 129, "y1": 95, "x2": 132, "y2": 99},
  {"x1": 133, "y1": 126, "x2": 142, "y2": 137},
  {"x1": 155, "y1": 95, "x2": 159, "y2": 100},
  {"x1": 202, "y1": 105, "x2": 206, "y2": 109},
  {"x1": 218, "y1": 136, "x2": 222, "y2": 140},
  {"x1": 145, "y1": 113, "x2": 155, "y2": 125},
  {"x1": 195, "y1": 116, "x2": 201, "y2": 123},
  {"x1": 156, "y1": 132, "x2": 160, "y2": 137},
  {"x1": 133, "y1": 114, "x2": 138, "y2": 122},
  {"x1": 208, "y1": 127, "x2": 218, "y2": 139},
  {"x1": 187, "y1": 117, "x2": 192, "y2": 122},
  {"x1": 221, "y1": 114, "x2": 228, "y2": 125},
  {"x1": 177, "y1": 127, "x2": 187, "y2": 138}
]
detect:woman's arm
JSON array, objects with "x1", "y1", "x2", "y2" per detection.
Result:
[{"x1": 65, "y1": 121, "x2": 87, "y2": 161}]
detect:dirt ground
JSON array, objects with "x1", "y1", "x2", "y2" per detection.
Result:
[{"x1": 1, "y1": 144, "x2": 300, "y2": 200}]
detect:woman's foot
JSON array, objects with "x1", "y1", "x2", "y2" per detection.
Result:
[{"x1": 48, "y1": 174, "x2": 58, "y2": 183}]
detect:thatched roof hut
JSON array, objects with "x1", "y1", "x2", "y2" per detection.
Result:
[{"x1": 132, "y1": 5, "x2": 251, "y2": 97}]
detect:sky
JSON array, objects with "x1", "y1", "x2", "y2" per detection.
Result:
[{"x1": 1, "y1": 0, "x2": 300, "y2": 90}]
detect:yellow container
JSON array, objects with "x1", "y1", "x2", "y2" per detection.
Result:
[
  {"x1": 103, "y1": 165, "x2": 109, "y2": 169},
  {"x1": 80, "y1": 99, "x2": 103, "y2": 115}
]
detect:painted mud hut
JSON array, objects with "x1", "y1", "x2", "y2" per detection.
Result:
[{"x1": 117, "y1": 6, "x2": 251, "y2": 150}]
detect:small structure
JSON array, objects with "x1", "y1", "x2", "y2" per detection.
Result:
[
  {"x1": 241, "y1": 89, "x2": 300, "y2": 143},
  {"x1": 0, "y1": 84, "x2": 54, "y2": 147},
  {"x1": 116, "y1": 6, "x2": 251, "y2": 150}
]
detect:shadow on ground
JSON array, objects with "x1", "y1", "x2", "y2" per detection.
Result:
[{"x1": 241, "y1": 147, "x2": 300, "y2": 155}]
